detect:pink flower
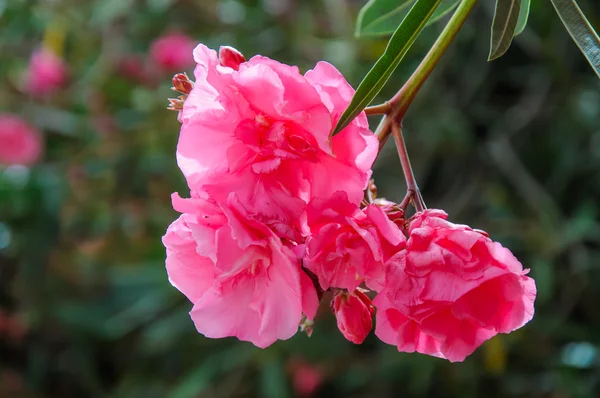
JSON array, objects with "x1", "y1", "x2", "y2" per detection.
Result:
[
  {"x1": 162, "y1": 192, "x2": 318, "y2": 348},
  {"x1": 374, "y1": 209, "x2": 536, "y2": 362},
  {"x1": 176, "y1": 44, "x2": 377, "y2": 226},
  {"x1": 304, "y1": 191, "x2": 405, "y2": 291},
  {"x1": 289, "y1": 359, "x2": 323, "y2": 397},
  {"x1": 150, "y1": 32, "x2": 196, "y2": 71},
  {"x1": 331, "y1": 289, "x2": 374, "y2": 344},
  {"x1": 116, "y1": 54, "x2": 149, "y2": 84},
  {"x1": 23, "y1": 48, "x2": 68, "y2": 97},
  {"x1": 0, "y1": 114, "x2": 42, "y2": 166}
]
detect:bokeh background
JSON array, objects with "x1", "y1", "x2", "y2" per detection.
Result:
[{"x1": 2, "y1": 0, "x2": 600, "y2": 397}]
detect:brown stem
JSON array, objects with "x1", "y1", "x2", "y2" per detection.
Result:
[{"x1": 391, "y1": 122, "x2": 426, "y2": 212}]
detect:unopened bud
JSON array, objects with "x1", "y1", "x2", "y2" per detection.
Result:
[
  {"x1": 299, "y1": 315, "x2": 314, "y2": 337},
  {"x1": 218, "y1": 46, "x2": 246, "y2": 70},
  {"x1": 331, "y1": 289, "x2": 374, "y2": 344},
  {"x1": 171, "y1": 72, "x2": 194, "y2": 95},
  {"x1": 368, "y1": 179, "x2": 378, "y2": 200},
  {"x1": 167, "y1": 95, "x2": 186, "y2": 112},
  {"x1": 374, "y1": 198, "x2": 405, "y2": 229}
]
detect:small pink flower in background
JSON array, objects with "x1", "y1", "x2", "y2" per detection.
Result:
[
  {"x1": 0, "y1": 309, "x2": 27, "y2": 344},
  {"x1": 150, "y1": 32, "x2": 196, "y2": 71},
  {"x1": 331, "y1": 289, "x2": 374, "y2": 344},
  {"x1": 23, "y1": 48, "x2": 68, "y2": 97},
  {"x1": 304, "y1": 191, "x2": 405, "y2": 292},
  {"x1": 374, "y1": 209, "x2": 536, "y2": 362},
  {"x1": 116, "y1": 54, "x2": 149, "y2": 84},
  {"x1": 162, "y1": 192, "x2": 318, "y2": 348},
  {"x1": 0, "y1": 114, "x2": 42, "y2": 166},
  {"x1": 289, "y1": 359, "x2": 323, "y2": 397}
]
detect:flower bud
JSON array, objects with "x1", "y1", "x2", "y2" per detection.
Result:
[
  {"x1": 171, "y1": 72, "x2": 194, "y2": 95},
  {"x1": 331, "y1": 289, "x2": 374, "y2": 344},
  {"x1": 218, "y1": 46, "x2": 246, "y2": 70},
  {"x1": 373, "y1": 198, "x2": 406, "y2": 229},
  {"x1": 368, "y1": 179, "x2": 378, "y2": 200},
  {"x1": 299, "y1": 315, "x2": 314, "y2": 337},
  {"x1": 167, "y1": 96, "x2": 186, "y2": 112}
]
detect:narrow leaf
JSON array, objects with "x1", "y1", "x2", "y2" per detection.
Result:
[
  {"x1": 429, "y1": 0, "x2": 461, "y2": 25},
  {"x1": 334, "y1": 0, "x2": 443, "y2": 135},
  {"x1": 355, "y1": 0, "x2": 459, "y2": 37},
  {"x1": 489, "y1": 0, "x2": 522, "y2": 60},
  {"x1": 550, "y1": 0, "x2": 600, "y2": 78},
  {"x1": 514, "y1": 0, "x2": 531, "y2": 36},
  {"x1": 356, "y1": 0, "x2": 415, "y2": 38}
]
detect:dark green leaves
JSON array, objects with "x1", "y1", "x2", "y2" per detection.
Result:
[
  {"x1": 332, "y1": 0, "x2": 442, "y2": 136},
  {"x1": 550, "y1": 0, "x2": 600, "y2": 78},
  {"x1": 488, "y1": 0, "x2": 522, "y2": 60},
  {"x1": 514, "y1": 0, "x2": 531, "y2": 36},
  {"x1": 355, "y1": 0, "x2": 459, "y2": 37},
  {"x1": 356, "y1": 0, "x2": 414, "y2": 37}
]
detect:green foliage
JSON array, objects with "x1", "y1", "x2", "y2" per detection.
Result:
[
  {"x1": 355, "y1": 0, "x2": 460, "y2": 37},
  {"x1": 333, "y1": 0, "x2": 443, "y2": 135},
  {"x1": 550, "y1": 0, "x2": 600, "y2": 78},
  {"x1": 489, "y1": 0, "x2": 522, "y2": 60},
  {"x1": 514, "y1": 0, "x2": 531, "y2": 36}
]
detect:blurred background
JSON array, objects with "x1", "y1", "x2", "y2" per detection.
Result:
[{"x1": 1, "y1": 0, "x2": 600, "y2": 397}]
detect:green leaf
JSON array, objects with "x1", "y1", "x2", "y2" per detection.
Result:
[
  {"x1": 429, "y1": 0, "x2": 461, "y2": 25},
  {"x1": 355, "y1": 0, "x2": 459, "y2": 37},
  {"x1": 489, "y1": 0, "x2": 522, "y2": 60},
  {"x1": 550, "y1": 0, "x2": 600, "y2": 78},
  {"x1": 356, "y1": 0, "x2": 414, "y2": 38},
  {"x1": 333, "y1": 0, "x2": 443, "y2": 135},
  {"x1": 514, "y1": 0, "x2": 531, "y2": 36}
]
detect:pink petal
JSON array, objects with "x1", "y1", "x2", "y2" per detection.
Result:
[{"x1": 163, "y1": 216, "x2": 215, "y2": 303}]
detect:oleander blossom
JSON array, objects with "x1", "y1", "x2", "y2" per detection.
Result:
[
  {"x1": 304, "y1": 191, "x2": 405, "y2": 292},
  {"x1": 0, "y1": 114, "x2": 42, "y2": 166},
  {"x1": 176, "y1": 44, "x2": 378, "y2": 227},
  {"x1": 163, "y1": 192, "x2": 318, "y2": 348},
  {"x1": 163, "y1": 43, "x2": 379, "y2": 348},
  {"x1": 23, "y1": 48, "x2": 68, "y2": 97},
  {"x1": 150, "y1": 32, "x2": 197, "y2": 71},
  {"x1": 374, "y1": 209, "x2": 537, "y2": 362}
]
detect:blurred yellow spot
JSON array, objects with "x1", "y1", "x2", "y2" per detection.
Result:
[
  {"x1": 483, "y1": 336, "x2": 506, "y2": 375},
  {"x1": 43, "y1": 19, "x2": 67, "y2": 56}
]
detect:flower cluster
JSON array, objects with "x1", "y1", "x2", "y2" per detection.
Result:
[
  {"x1": 163, "y1": 44, "x2": 536, "y2": 361},
  {"x1": 163, "y1": 44, "x2": 377, "y2": 348}
]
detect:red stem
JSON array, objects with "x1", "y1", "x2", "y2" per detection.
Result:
[{"x1": 391, "y1": 122, "x2": 426, "y2": 212}]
